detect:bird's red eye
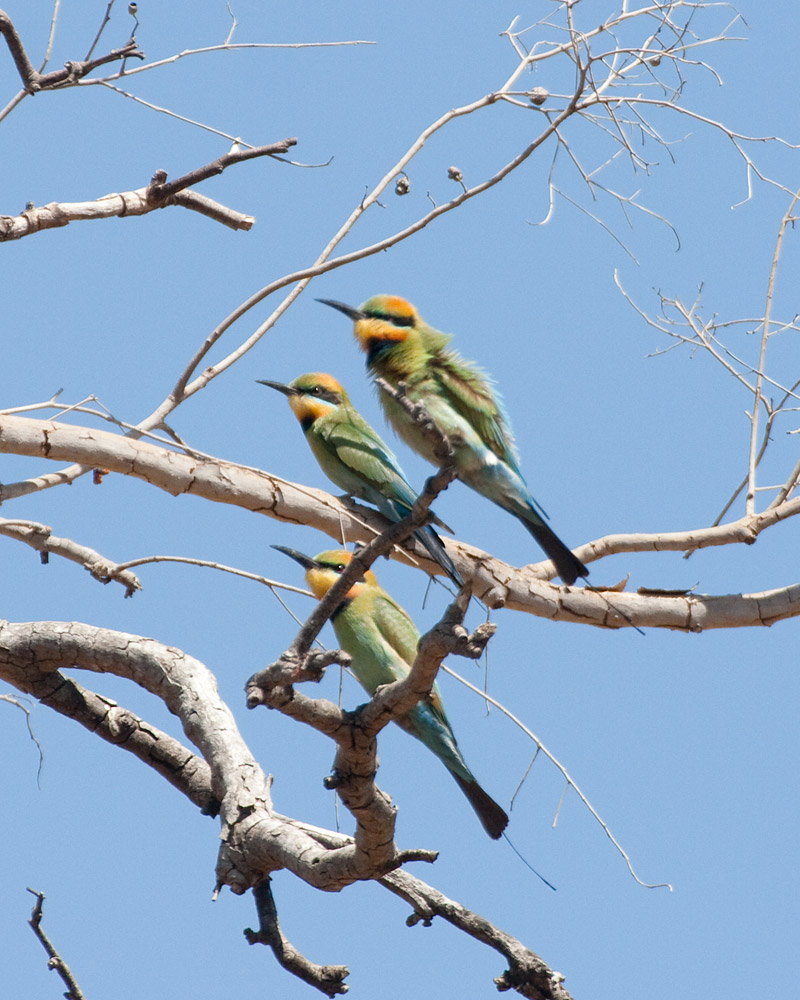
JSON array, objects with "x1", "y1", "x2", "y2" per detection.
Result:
[{"x1": 335, "y1": 564, "x2": 345, "y2": 573}]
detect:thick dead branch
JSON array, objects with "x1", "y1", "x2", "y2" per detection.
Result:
[
  {"x1": 0, "y1": 187, "x2": 252, "y2": 240},
  {"x1": 0, "y1": 414, "x2": 459, "y2": 575},
  {"x1": 0, "y1": 620, "x2": 570, "y2": 997},
  {"x1": 8, "y1": 663, "x2": 214, "y2": 810},
  {"x1": 2, "y1": 413, "x2": 798, "y2": 628},
  {"x1": 0, "y1": 517, "x2": 142, "y2": 596},
  {"x1": 250, "y1": 681, "x2": 404, "y2": 876},
  {"x1": 27, "y1": 890, "x2": 87, "y2": 1000},
  {"x1": 0, "y1": 11, "x2": 143, "y2": 94},
  {"x1": 0, "y1": 620, "x2": 427, "y2": 893},
  {"x1": 277, "y1": 820, "x2": 574, "y2": 1000}
]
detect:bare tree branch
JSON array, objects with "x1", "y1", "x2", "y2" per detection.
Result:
[
  {"x1": 0, "y1": 186, "x2": 254, "y2": 240},
  {"x1": 143, "y1": 139, "x2": 298, "y2": 198},
  {"x1": 82, "y1": 40, "x2": 377, "y2": 84},
  {"x1": 1, "y1": 413, "x2": 798, "y2": 628},
  {"x1": 382, "y1": 870, "x2": 572, "y2": 1000},
  {"x1": 4, "y1": 5, "x2": 799, "y2": 995},
  {"x1": 0, "y1": 6, "x2": 372, "y2": 126},
  {"x1": 0, "y1": 517, "x2": 142, "y2": 596},
  {"x1": 616, "y1": 176, "x2": 800, "y2": 560},
  {"x1": 245, "y1": 879, "x2": 350, "y2": 997},
  {"x1": 0, "y1": 140, "x2": 296, "y2": 241},
  {"x1": 39, "y1": 1, "x2": 61, "y2": 72},
  {"x1": 0, "y1": 620, "x2": 572, "y2": 999},
  {"x1": 27, "y1": 890, "x2": 87, "y2": 1000},
  {"x1": 0, "y1": 10, "x2": 143, "y2": 94},
  {"x1": 6, "y1": 666, "x2": 214, "y2": 811}
]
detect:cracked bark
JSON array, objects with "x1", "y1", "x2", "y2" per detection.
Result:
[
  {"x1": 2, "y1": 413, "x2": 798, "y2": 629},
  {"x1": 0, "y1": 619, "x2": 572, "y2": 1000}
]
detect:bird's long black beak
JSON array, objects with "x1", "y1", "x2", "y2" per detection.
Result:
[
  {"x1": 272, "y1": 545, "x2": 318, "y2": 571},
  {"x1": 256, "y1": 379, "x2": 297, "y2": 398},
  {"x1": 315, "y1": 298, "x2": 366, "y2": 322}
]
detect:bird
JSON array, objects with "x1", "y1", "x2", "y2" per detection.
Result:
[
  {"x1": 258, "y1": 372, "x2": 462, "y2": 587},
  {"x1": 273, "y1": 545, "x2": 508, "y2": 839},
  {"x1": 317, "y1": 295, "x2": 588, "y2": 586}
]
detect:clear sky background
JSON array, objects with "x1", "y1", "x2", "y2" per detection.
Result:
[{"x1": 2, "y1": 2, "x2": 799, "y2": 998}]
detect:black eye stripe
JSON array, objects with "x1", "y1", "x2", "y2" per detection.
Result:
[
  {"x1": 364, "y1": 310, "x2": 415, "y2": 327},
  {"x1": 301, "y1": 386, "x2": 342, "y2": 404}
]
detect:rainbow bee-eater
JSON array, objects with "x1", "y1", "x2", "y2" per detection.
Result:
[
  {"x1": 274, "y1": 545, "x2": 508, "y2": 840},
  {"x1": 258, "y1": 372, "x2": 462, "y2": 587},
  {"x1": 317, "y1": 295, "x2": 588, "y2": 586}
]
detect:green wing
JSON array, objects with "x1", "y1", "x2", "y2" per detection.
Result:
[
  {"x1": 370, "y1": 591, "x2": 419, "y2": 666},
  {"x1": 371, "y1": 591, "x2": 450, "y2": 725},
  {"x1": 316, "y1": 406, "x2": 416, "y2": 503},
  {"x1": 430, "y1": 348, "x2": 521, "y2": 473}
]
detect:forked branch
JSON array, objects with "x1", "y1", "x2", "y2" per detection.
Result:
[
  {"x1": 0, "y1": 620, "x2": 571, "y2": 999},
  {"x1": 0, "y1": 10, "x2": 143, "y2": 95},
  {"x1": 0, "y1": 140, "x2": 297, "y2": 241},
  {"x1": 1, "y1": 413, "x2": 798, "y2": 628}
]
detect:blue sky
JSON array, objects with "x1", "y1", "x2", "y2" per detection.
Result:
[{"x1": 2, "y1": 3, "x2": 799, "y2": 998}]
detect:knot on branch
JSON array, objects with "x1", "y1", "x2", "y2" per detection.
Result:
[
  {"x1": 360, "y1": 584, "x2": 493, "y2": 734},
  {"x1": 495, "y1": 965, "x2": 570, "y2": 999},
  {"x1": 61, "y1": 60, "x2": 82, "y2": 85},
  {"x1": 322, "y1": 767, "x2": 347, "y2": 791},
  {"x1": 452, "y1": 620, "x2": 496, "y2": 659},
  {"x1": 86, "y1": 559, "x2": 142, "y2": 598},
  {"x1": 245, "y1": 648, "x2": 351, "y2": 709},
  {"x1": 416, "y1": 617, "x2": 495, "y2": 663},
  {"x1": 420, "y1": 583, "x2": 495, "y2": 659}
]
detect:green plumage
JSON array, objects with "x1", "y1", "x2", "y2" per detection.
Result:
[
  {"x1": 258, "y1": 373, "x2": 462, "y2": 586},
  {"x1": 275, "y1": 546, "x2": 508, "y2": 840},
  {"x1": 318, "y1": 295, "x2": 588, "y2": 585}
]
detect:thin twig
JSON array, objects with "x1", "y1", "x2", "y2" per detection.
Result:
[
  {"x1": 441, "y1": 665, "x2": 671, "y2": 890},
  {"x1": 39, "y1": 0, "x2": 61, "y2": 70},
  {"x1": 84, "y1": 0, "x2": 115, "y2": 61},
  {"x1": 27, "y1": 890, "x2": 87, "y2": 1000},
  {"x1": 1, "y1": 694, "x2": 44, "y2": 785},
  {"x1": 747, "y1": 185, "x2": 800, "y2": 513}
]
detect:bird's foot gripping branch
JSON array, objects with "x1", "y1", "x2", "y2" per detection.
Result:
[{"x1": 245, "y1": 583, "x2": 496, "y2": 874}]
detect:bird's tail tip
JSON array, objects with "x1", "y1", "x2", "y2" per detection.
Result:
[{"x1": 452, "y1": 773, "x2": 509, "y2": 840}]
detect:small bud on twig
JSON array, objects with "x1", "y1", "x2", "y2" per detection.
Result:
[{"x1": 447, "y1": 165, "x2": 467, "y2": 194}]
